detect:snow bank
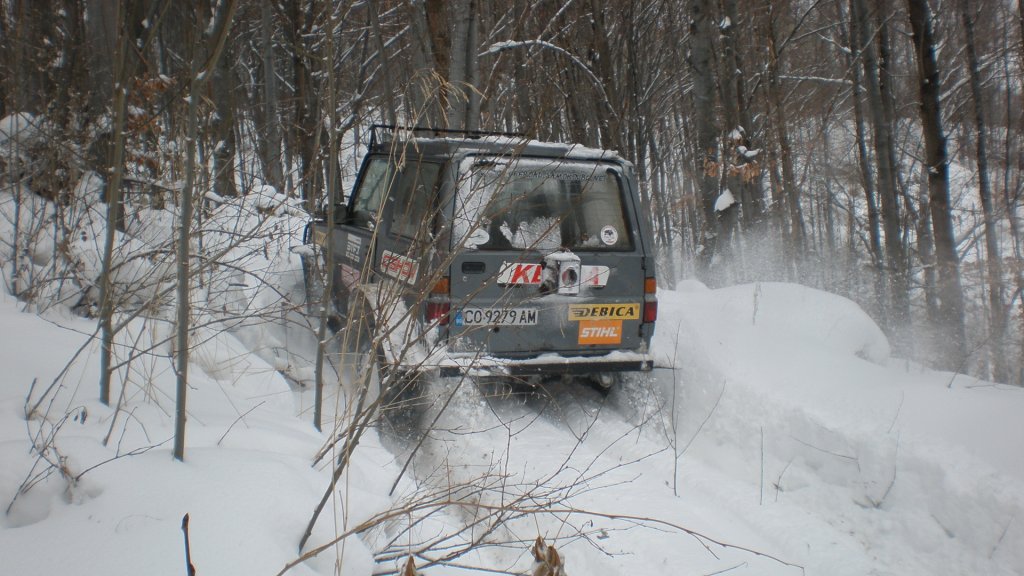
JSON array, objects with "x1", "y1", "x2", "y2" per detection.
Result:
[
  {"x1": 655, "y1": 279, "x2": 1024, "y2": 575},
  {"x1": 2, "y1": 176, "x2": 1023, "y2": 576}
]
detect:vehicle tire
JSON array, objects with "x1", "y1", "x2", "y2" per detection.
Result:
[{"x1": 343, "y1": 294, "x2": 423, "y2": 426}]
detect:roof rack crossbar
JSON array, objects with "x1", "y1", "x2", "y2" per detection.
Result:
[{"x1": 368, "y1": 124, "x2": 526, "y2": 149}]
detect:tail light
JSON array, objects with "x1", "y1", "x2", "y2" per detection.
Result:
[
  {"x1": 643, "y1": 276, "x2": 658, "y2": 323},
  {"x1": 426, "y1": 276, "x2": 451, "y2": 326}
]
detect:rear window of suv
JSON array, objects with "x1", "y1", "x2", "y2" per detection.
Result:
[{"x1": 455, "y1": 158, "x2": 633, "y2": 252}]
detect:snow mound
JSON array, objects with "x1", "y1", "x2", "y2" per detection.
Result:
[{"x1": 656, "y1": 281, "x2": 890, "y2": 366}]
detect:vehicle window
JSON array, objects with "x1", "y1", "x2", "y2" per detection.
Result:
[
  {"x1": 349, "y1": 156, "x2": 441, "y2": 236},
  {"x1": 456, "y1": 158, "x2": 633, "y2": 252},
  {"x1": 350, "y1": 158, "x2": 391, "y2": 229},
  {"x1": 390, "y1": 162, "x2": 441, "y2": 239}
]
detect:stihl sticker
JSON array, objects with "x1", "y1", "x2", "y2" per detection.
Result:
[
  {"x1": 568, "y1": 303, "x2": 640, "y2": 321},
  {"x1": 497, "y1": 263, "x2": 611, "y2": 286},
  {"x1": 380, "y1": 250, "x2": 419, "y2": 283},
  {"x1": 578, "y1": 320, "x2": 623, "y2": 345}
]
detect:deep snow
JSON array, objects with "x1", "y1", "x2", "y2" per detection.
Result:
[{"x1": 1, "y1": 186, "x2": 1023, "y2": 576}]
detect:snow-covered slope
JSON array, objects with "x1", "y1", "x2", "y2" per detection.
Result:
[{"x1": 1, "y1": 191, "x2": 1022, "y2": 575}]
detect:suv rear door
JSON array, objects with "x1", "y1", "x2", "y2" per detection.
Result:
[{"x1": 446, "y1": 156, "x2": 648, "y2": 358}]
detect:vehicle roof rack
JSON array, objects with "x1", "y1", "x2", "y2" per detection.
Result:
[{"x1": 368, "y1": 124, "x2": 526, "y2": 149}]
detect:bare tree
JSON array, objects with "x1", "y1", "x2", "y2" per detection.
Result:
[
  {"x1": 98, "y1": 1, "x2": 142, "y2": 405},
  {"x1": 906, "y1": 0, "x2": 967, "y2": 369},
  {"x1": 851, "y1": 0, "x2": 908, "y2": 332},
  {"x1": 959, "y1": 0, "x2": 1007, "y2": 381},
  {"x1": 688, "y1": 0, "x2": 721, "y2": 278},
  {"x1": 174, "y1": 0, "x2": 239, "y2": 461}
]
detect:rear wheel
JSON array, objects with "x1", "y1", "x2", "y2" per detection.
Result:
[{"x1": 344, "y1": 295, "x2": 424, "y2": 429}]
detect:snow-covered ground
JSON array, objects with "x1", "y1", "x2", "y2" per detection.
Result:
[{"x1": 1, "y1": 186, "x2": 1023, "y2": 575}]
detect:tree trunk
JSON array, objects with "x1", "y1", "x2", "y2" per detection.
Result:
[
  {"x1": 719, "y1": 0, "x2": 762, "y2": 229},
  {"x1": 589, "y1": 0, "x2": 624, "y2": 153},
  {"x1": 765, "y1": 4, "x2": 804, "y2": 258},
  {"x1": 289, "y1": 0, "x2": 320, "y2": 205},
  {"x1": 313, "y1": 0, "x2": 340, "y2": 433},
  {"x1": 211, "y1": 46, "x2": 237, "y2": 197},
  {"x1": 447, "y1": 0, "x2": 479, "y2": 130},
  {"x1": 959, "y1": 0, "x2": 1007, "y2": 382},
  {"x1": 259, "y1": 0, "x2": 284, "y2": 192},
  {"x1": 852, "y1": 0, "x2": 908, "y2": 332},
  {"x1": 176, "y1": 57, "x2": 199, "y2": 462},
  {"x1": 845, "y1": 0, "x2": 887, "y2": 320},
  {"x1": 422, "y1": 0, "x2": 450, "y2": 126},
  {"x1": 907, "y1": 0, "x2": 967, "y2": 369},
  {"x1": 917, "y1": 166, "x2": 939, "y2": 321},
  {"x1": 85, "y1": 0, "x2": 118, "y2": 115},
  {"x1": 98, "y1": 0, "x2": 137, "y2": 406},
  {"x1": 175, "y1": 0, "x2": 238, "y2": 462},
  {"x1": 688, "y1": 0, "x2": 720, "y2": 278},
  {"x1": 846, "y1": 0, "x2": 882, "y2": 270},
  {"x1": 368, "y1": 2, "x2": 398, "y2": 126}
]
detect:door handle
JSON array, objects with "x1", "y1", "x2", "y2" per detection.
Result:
[{"x1": 461, "y1": 261, "x2": 486, "y2": 273}]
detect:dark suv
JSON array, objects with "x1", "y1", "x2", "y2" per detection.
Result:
[{"x1": 303, "y1": 125, "x2": 657, "y2": 387}]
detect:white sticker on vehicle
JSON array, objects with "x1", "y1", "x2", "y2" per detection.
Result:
[
  {"x1": 466, "y1": 228, "x2": 490, "y2": 248},
  {"x1": 497, "y1": 262, "x2": 610, "y2": 287},
  {"x1": 380, "y1": 250, "x2": 419, "y2": 283},
  {"x1": 600, "y1": 225, "x2": 619, "y2": 246},
  {"x1": 345, "y1": 234, "x2": 362, "y2": 261},
  {"x1": 497, "y1": 262, "x2": 543, "y2": 285},
  {"x1": 581, "y1": 265, "x2": 610, "y2": 286}
]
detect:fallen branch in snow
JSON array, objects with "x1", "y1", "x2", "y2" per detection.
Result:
[
  {"x1": 182, "y1": 513, "x2": 196, "y2": 576},
  {"x1": 989, "y1": 516, "x2": 1013, "y2": 559},
  {"x1": 773, "y1": 459, "x2": 794, "y2": 502},
  {"x1": 277, "y1": 493, "x2": 803, "y2": 576},
  {"x1": 216, "y1": 400, "x2": 266, "y2": 445},
  {"x1": 789, "y1": 435, "x2": 859, "y2": 466}
]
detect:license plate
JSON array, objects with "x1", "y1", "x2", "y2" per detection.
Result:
[{"x1": 458, "y1": 307, "x2": 538, "y2": 326}]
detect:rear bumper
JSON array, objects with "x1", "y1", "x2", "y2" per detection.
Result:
[{"x1": 431, "y1": 351, "x2": 654, "y2": 378}]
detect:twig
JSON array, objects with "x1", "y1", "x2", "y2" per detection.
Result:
[
  {"x1": 278, "y1": 499, "x2": 803, "y2": 576},
  {"x1": 887, "y1": 392, "x2": 904, "y2": 434},
  {"x1": 706, "y1": 562, "x2": 748, "y2": 575},
  {"x1": 74, "y1": 438, "x2": 170, "y2": 482},
  {"x1": 759, "y1": 426, "x2": 765, "y2": 506},
  {"x1": 679, "y1": 381, "x2": 726, "y2": 458},
  {"x1": 989, "y1": 515, "x2": 1013, "y2": 559},
  {"x1": 216, "y1": 401, "x2": 265, "y2": 445},
  {"x1": 789, "y1": 435, "x2": 858, "y2": 463},
  {"x1": 182, "y1": 513, "x2": 196, "y2": 576},
  {"x1": 773, "y1": 460, "x2": 793, "y2": 502}
]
